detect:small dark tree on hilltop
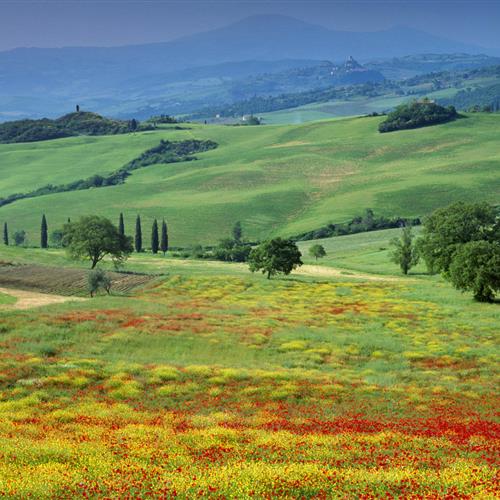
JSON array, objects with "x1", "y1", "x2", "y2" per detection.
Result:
[
  {"x1": 63, "y1": 215, "x2": 132, "y2": 269},
  {"x1": 249, "y1": 238, "x2": 303, "y2": 279}
]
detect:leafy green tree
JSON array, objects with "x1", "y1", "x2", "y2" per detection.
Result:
[
  {"x1": 63, "y1": 215, "x2": 132, "y2": 269},
  {"x1": 118, "y1": 213, "x2": 125, "y2": 236},
  {"x1": 50, "y1": 229, "x2": 65, "y2": 248},
  {"x1": 160, "y1": 219, "x2": 168, "y2": 256},
  {"x1": 151, "y1": 219, "x2": 159, "y2": 254},
  {"x1": 249, "y1": 238, "x2": 303, "y2": 279},
  {"x1": 41, "y1": 214, "x2": 48, "y2": 249},
  {"x1": 13, "y1": 230, "x2": 26, "y2": 246},
  {"x1": 418, "y1": 202, "x2": 496, "y2": 274},
  {"x1": 135, "y1": 215, "x2": 142, "y2": 253},
  {"x1": 390, "y1": 226, "x2": 419, "y2": 275},
  {"x1": 87, "y1": 268, "x2": 112, "y2": 297},
  {"x1": 214, "y1": 238, "x2": 251, "y2": 262},
  {"x1": 3, "y1": 222, "x2": 8, "y2": 246},
  {"x1": 232, "y1": 221, "x2": 243, "y2": 242},
  {"x1": 448, "y1": 241, "x2": 500, "y2": 302},
  {"x1": 309, "y1": 243, "x2": 327, "y2": 261}
]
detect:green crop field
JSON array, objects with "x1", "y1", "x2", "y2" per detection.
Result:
[{"x1": 0, "y1": 113, "x2": 499, "y2": 248}]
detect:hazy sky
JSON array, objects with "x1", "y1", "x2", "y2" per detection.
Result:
[{"x1": 0, "y1": 0, "x2": 499, "y2": 51}]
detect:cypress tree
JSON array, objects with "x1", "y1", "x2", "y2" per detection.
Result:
[
  {"x1": 118, "y1": 213, "x2": 125, "y2": 236},
  {"x1": 160, "y1": 219, "x2": 168, "y2": 256},
  {"x1": 135, "y1": 215, "x2": 142, "y2": 253},
  {"x1": 41, "y1": 214, "x2": 48, "y2": 249},
  {"x1": 151, "y1": 219, "x2": 159, "y2": 254},
  {"x1": 3, "y1": 222, "x2": 8, "y2": 246}
]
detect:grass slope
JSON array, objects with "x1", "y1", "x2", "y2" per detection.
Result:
[{"x1": 0, "y1": 114, "x2": 499, "y2": 247}]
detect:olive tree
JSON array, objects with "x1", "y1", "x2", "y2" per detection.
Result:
[
  {"x1": 449, "y1": 241, "x2": 500, "y2": 302},
  {"x1": 63, "y1": 215, "x2": 133, "y2": 269},
  {"x1": 248, "y1": 238, "x2": 302, "y2": 279}
]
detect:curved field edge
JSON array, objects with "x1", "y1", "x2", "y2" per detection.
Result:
[{"x1": 0, "y1": 114, "x2": 499, "y2": 247}]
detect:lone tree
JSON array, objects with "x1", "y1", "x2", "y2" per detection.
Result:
[
  {"x1": 309, "y1": 243, "x2": 326, "y2": 261},
  {"x1": 160, "y1": 219, "x2": 169, "y2": 256},
  {"x1": 448, "y1": 241, "x2": 500, "y2": 302},
  {"x1": 87, "y1": 268, "x2": 112, "y2": 297},
  {"x1": 118, "y1": 213, "x2": 125, "y2": 236},
  {"x1": 151, "y1": 219, "x2": 159, "y2": 254},
  {"x1": 390, "y1": 226, "x2": 419, "y2": 275},
  {"x1": 418, "y1": 202, "x2": 496, "y2": 274},
  {"x1": 249, "y1": 237, "x2": 303, "y2": 279},
  {"x1": 41, "y1": 214, "x2": 48, "y2": 249},
  {"x1": 232, "y1": 221, "x2": 243, "y2": 243},
  {"x1": 135, "y1": 215, "x2": 142, "y2": 253},
  {"x1": 3, "y1": 222, "x2": 8, "y2": 246},
  {"x1": 63, "y1": 215, "x2": 133, "y2": 269}
]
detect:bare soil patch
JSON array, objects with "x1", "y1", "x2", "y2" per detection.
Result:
[{"x1": 0, "y1": 263, "x2": 155, "y2": 296}]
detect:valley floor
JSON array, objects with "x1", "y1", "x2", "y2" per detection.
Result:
[{"x1": 0, "y1": 236, "x2": 498, "y2": 498}]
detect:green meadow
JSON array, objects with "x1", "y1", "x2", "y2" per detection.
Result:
[{"x1": 1, "y1": 113, "x2": 499, "y2": 248}]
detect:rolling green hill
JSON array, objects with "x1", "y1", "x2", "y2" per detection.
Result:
[{"x1": 0, "y1": 113, "x2": 499, "y2": 247}]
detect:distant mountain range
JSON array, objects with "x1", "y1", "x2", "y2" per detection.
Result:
[{"x1": 0, "y1": 15, "x2": 496, "y2": 121}]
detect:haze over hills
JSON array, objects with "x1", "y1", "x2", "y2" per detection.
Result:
[{"x1": 0, "y1": 14, "x2": 495, "y2": 121}]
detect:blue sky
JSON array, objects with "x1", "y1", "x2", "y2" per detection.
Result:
[{"x1": 0, "y1": 0, "x2": 499, "y2": 51}]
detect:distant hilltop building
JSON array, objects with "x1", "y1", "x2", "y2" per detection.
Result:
[{"x1": 344, "y1": 56, "x2": 363, "y2": 72}]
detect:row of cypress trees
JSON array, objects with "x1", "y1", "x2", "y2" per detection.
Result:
[
  {"x1": 2, "y1": 213, "x2": 169, "y2": 255},
  {"x1": 123, "y1": 213, "x2": 169, "y2": 255}
]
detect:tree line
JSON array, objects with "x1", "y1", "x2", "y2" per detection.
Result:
[{"x1": 2, "y1": 213, "x2": 169, "y2": 259}]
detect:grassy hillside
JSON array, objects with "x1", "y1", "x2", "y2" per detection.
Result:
[{"x1": 0, "y1": 113, "x2": 499, "y2": 247}]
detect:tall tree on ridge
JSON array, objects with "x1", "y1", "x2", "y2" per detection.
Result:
[
  {"x1": 41, "y1": 214, "x2": 48, "y2": 249},
  {"x1": 118, "y1": 213, "x2": 125, "y2": 236},
  {"x1": 160, "y1": 219, "x2": 168, "y2": 256},
  {"x1": 135, "y1": 215, "x2": 142, "y2": 253},
  {"x1": 3, "y1": 222, "x2": 8, "y2": 246},
  {"x1": 151, "y1": 219, "x2": 159, "y2": 254}
]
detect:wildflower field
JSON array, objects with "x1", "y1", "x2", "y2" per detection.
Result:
[{"x1": 0, "y1": 265, "x2": 498, "y2": 498}]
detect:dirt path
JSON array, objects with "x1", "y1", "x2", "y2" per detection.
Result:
[
  {"x1": 128, "y1": 257, "x2": 404, "y2": 282},
  {"x1": 0, "y1": 287, "x2": 85, "y2": 310},
  {"x1": 296, "y1": 265, "x2": 406, "y2": 282}
]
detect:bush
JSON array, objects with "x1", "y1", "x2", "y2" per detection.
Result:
[{"x1": 87, "y1": 269, "x2": 112, "y2": 297}]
